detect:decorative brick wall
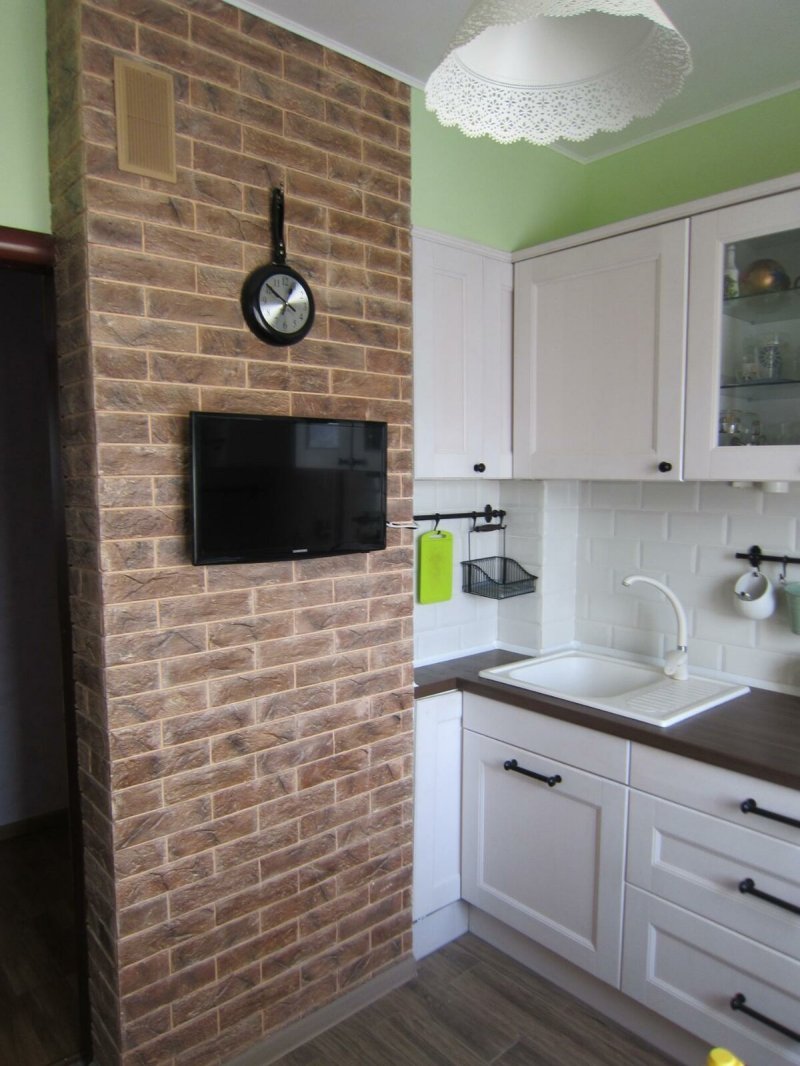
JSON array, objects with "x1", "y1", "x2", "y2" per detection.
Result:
[{"x1": 46, "y1": 2, "x2": 414, "y2": 1063}]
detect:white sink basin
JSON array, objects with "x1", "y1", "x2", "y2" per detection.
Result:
[{"x1": 480, "y1": 651, "x2": 749, "y2": 727}]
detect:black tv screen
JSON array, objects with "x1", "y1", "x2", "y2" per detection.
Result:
[{"x1": 190, "y1": 411, "x2": 388, "y2": 565}]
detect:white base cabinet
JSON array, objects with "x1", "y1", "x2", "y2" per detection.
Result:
[
  {"x1": 623, "y1": 889, "x2": 800, "y2": 1065},
  {"x1": 624, "y1": 744, "x2": 800, "y2": 1064},
  {"x1": 461, "y1": 694, "x2": 628, "y2": 986},
  {"x1": 413, "y1": 691, "x2": 464, "y2": 952},
  {"x1": 453, "y1": 692, "x2": 800, "y2": 1061}
]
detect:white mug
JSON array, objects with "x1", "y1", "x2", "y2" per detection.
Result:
[{"x1": 733, "y1": 570, "x2": 776, "y2": 619}]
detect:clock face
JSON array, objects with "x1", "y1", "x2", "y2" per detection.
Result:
[
  {"x1": 258, "y1": 271, "x2": 311, "y2": 334},
  {"x1": 241, "y1": 263, "x2": 315, "y2": 346}
]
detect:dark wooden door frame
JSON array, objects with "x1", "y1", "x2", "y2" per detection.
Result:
[
  {"x1": 0, "y1": 224, "x2": 53, "y2": 266},
  {"x1": 0, "y1": 223, "x2": 92, "y2": 1065}
]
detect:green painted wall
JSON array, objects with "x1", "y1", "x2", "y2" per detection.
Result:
[
  {"x1": 0, "y1": 0, "x2": 50, "y2": 233},
  {"x1": 411, "y1": 91, "x2": 589, "y2": 250},
  {"x1": 584, "y1": 90, "x2": 800, "y2": 232},
  {"x1": 412, "y1": 87, "x2": 800, "y2": 252}
]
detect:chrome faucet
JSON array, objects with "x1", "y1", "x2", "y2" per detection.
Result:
[{"x1": 622, "y1": 575, "x2": 689, "y2": 681}]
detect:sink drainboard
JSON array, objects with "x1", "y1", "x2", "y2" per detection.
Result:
[{"x1": 625, "y1": 678, "x2": 723, "y2": 713}]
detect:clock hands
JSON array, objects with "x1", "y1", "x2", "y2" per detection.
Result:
[
  {"x1": 264, "y1": 281, "x2": 286, "y2": 306},
  {"x1": 264, "y1": 280, "x2": 308, "y2": 314}
]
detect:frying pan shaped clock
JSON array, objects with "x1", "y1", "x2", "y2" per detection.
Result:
[{"x1": 241, "y1": 187, "x2": 315, "y2": 346}]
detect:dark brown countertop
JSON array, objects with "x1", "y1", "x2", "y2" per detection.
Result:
[{"x1": 415, "y1": 650, "x2": 800, "y2": 791}]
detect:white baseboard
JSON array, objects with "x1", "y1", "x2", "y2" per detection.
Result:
[
  {"x1": 222, "y1": 955, "x2": 417, "y2": 1066},
  {"x1": 413, "y1": 901, "x2": 470, "y2": 959}
]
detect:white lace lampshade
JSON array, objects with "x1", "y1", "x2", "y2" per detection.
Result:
[{"x1": 425, "y1": 0, "x2": 692, "y2": 145}]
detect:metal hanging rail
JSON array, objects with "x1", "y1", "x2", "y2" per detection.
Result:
[
  {"x1": 413, "y1": 504, "x2": 506, "y2": 527},
  {"x1": 735, "y1": 544, "x2": 800, "y2": 571}
]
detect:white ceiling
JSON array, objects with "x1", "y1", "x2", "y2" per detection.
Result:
[{"x1": 230, "y1": 0, "x2": 800, "y2": 162}]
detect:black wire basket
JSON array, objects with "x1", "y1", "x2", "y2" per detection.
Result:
[{"x1": 460, "y1": 556, "x2": 536, "y2": 600}]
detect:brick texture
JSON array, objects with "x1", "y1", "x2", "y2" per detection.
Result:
[{"x1": 46, "y1": 2, "x2": 414, "y2": 1063}]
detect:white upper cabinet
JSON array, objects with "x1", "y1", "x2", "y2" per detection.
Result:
[
  {"x1": 413, "y1": 231, "x2": 513, "y2": 479},
  {"x1": 684, "y1": 187, "x2": 800, "y2": 481},
  {"x1": 513, "y1": 220, "x2": 689, "y2": 480}
]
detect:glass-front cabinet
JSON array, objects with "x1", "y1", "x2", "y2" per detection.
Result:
[{"x1": 685, "y1": 187, "x2": 800, "y2": 480}]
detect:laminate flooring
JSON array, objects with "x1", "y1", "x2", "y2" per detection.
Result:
[
  {"x1": 0, "y1": 819, "x2": 82, "y2": 1066},
  {"x1": 272, "y1": 934, "x2": 684, "y2": 1066}
]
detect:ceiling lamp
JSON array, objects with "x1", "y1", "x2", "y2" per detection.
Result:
[{"x1": 425, "y1": 0, "x2": 692, "y2": 145}]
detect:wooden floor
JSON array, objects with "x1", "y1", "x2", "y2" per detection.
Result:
[
  {"x1": 0, "y1": 818, "x2": 82, "y2": 1066},
  {"x1": 272, "y1": 934, "x2": 682, "y2": 1066}
]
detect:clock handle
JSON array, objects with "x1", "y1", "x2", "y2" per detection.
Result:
[{"x1": 271, "y1": 187, "x2": 286, "y2": 265}]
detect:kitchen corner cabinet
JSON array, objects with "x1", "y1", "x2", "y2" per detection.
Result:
[
  {"x1": 413, "y1": 691, "x2": 463, "y2": 922},
  {"x1": 513, "y1": 220, "x2": 688, "y2": 480},
  {"x1": 684, "y1": 187, "x2": 800, "y2": 481},
  {"x1": 461, "y1": 693, "x2": 628, "y2": 986},
  {"x1": 413, "y1": 231, "x2": 513, "y2": 479}
]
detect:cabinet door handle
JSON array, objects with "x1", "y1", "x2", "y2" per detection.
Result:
[
  {"x1": 473, "y1": 462, "x2": 486, "y2": 473},
  {"x1": 730, "y1": 993, "x2": 800, "y2": 1042},
  {"x1": 657, "y1": 461, "x2": 673, "y2": 472},
  {"x1": 738, "y1": 877, "x2": 800, "y2": 916},
  {"x1": 503, "y1": 758, "x2": 561, "y2": 787},
  {"x1": 740, "y1": 797, "x2": 800, "y2": 831}
]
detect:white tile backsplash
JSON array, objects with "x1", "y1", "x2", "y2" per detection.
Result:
[
  {"x1": 698, "y1": 482, "x2": 762, "y2": 513},
  {"x1": 727, "y1": 513, "x2": 797, "y2": 552},
  {"x1": 667, "y1": 511, "x2": 728, "y2": 545},
  {"x1": 641, "y1": 481, "x2": 700, "y2": 511},
  {"x1": 640, "y1": 540, "x2": 698, "y2": 573},
  {"x1": 614, "y1": 508, "x2": 670, "y2": 541},
  {"x1": 585, "y1": 481, "x2": 642, "y2": 509},
  {"x1": 414, "y1": 477, "x2": 800, "y2": 693}
]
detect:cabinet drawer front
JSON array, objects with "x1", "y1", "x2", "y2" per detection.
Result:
[
  {"x1": 623, "y1": 887, "x2": 800, "y2": 1065},
  {"x1": 631, "y1": 744, "x2": 800, "y2": 844},
  {"x1": 462, "y1": 729, "x2": 626, "y2": 985},
  {"x1": 628, "y1": 792, "x2": 800, "y2": 960},
  {"x1": 463, "y1": 692, "x2": 629, "y2": 782}
]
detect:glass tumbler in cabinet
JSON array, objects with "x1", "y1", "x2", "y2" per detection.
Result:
[{"x1": 684, "y1": 186, "x2": 800, "y2": 481}]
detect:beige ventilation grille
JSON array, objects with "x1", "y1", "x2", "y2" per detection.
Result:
[{"x1": 114, "y1": 57, "x2": 177, "y2": 182}]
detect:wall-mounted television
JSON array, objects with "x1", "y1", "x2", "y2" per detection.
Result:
[{"x1": 190, "y1": 411, "x2": 388, "y2": 565}]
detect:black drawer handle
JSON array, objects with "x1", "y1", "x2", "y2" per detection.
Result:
[
  {"x1": 740, "y1": 797, "x2": 800, "y2": 831},
  {"x1": 503, "y1": 758, "x2": 561, "y2": 788},
  {"x1": 738, "y1": 877, "x2": 800, "y2": 916},
  {"x1": 730, "y1": 993, "x2": 800, "y2": 1042}
]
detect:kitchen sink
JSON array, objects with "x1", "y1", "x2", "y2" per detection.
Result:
[{"x1": 479, "y1": 650, "x2": 749, "y2": 727}]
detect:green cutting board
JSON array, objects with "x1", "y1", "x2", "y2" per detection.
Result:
[{"x1": 417, "y1": 530, "x2": 454, "y2": 604}]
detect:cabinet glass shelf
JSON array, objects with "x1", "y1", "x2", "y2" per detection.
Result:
[
  {"x1": 721, "y1": 378, "x2": 800, "y2": 398},
  {"x1": 722, "y1": 287, "x2": 800, "y2": 324}
]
